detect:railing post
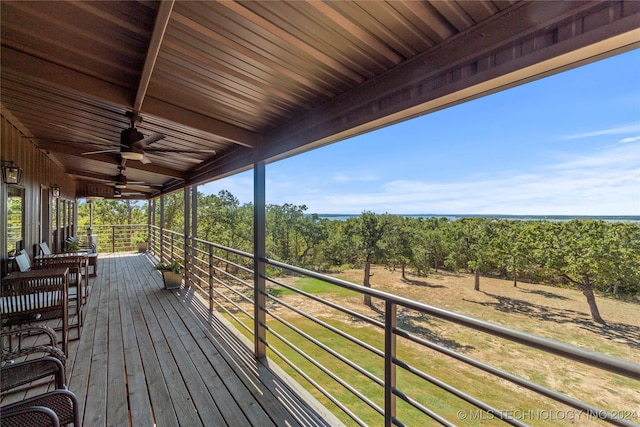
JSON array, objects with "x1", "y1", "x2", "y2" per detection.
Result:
[
  {"x1": 171, "y1": 233, "x2": 175, "y2": 262},
  {"x1": 111, "y1": 225, "x2": 115, "y2": 253},
  {"x1": 385, "y1": 300, "x2": 397, "y2": 427},
  {"x1": 208, "y1": 245, "x2": 214, "y2": 310},
  {"x1": 254, "y1": 159, "x2": 266, "y2": 359}
]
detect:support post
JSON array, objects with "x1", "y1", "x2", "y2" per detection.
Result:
[
  {"x1": 146, "y1": 199, "x2": 151, "y2": 251},
  {"x1": 159, "y1": 195, "x2": 165, "y2": 262},
  {"x1": 254, "y1": 160, "x2": 266, "y2": 359},
  {"x1": 384, "y1": 301, "x2": 397, "y2": 427},
  {"x1": 191, "y1": 185, "x2": 198, "y2": 287},
  {"x1": 184, "y1": 186, "x2": 191, "y2": 283}
]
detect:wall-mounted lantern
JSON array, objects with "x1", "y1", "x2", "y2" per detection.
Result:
[
  {"x1": 51, "y1": 185, "x2": 61, "y2": 198},
  {"x1": 1, "y1": 160, "x2": 23, "y2": 184}
]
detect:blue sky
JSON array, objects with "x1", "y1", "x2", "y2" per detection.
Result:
[{"x1": 201, "y1": 49, "x2": 640, "y2": 216}]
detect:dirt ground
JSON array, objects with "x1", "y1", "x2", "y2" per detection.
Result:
[
  {"x1": 334, "y1": 267, "x2": 640, "y2": 348},
  {"x1": 273, "y1": 266, "x2": 640, "y2": 421}
]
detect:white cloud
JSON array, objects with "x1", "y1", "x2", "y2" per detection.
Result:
[
  {"x1": 302, "y1": 143, "x2": 640, "y2": 215},
  {"x1": 561, "y1": 123, "x2": 640, "y2": 140},
  {"x1": 332, "y1": 172, "x2": 378, "y2": 183},
  {"x1": 620, "y1": 136, "x2": 640, "y2": 144},
  {"x1": 198, "y1": 141, "x2": 640, "y2": 216}
]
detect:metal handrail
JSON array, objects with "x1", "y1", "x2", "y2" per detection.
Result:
[
  {"x1": 139, "y1": 224, "x2": 639, "y2": 426},
  {"x1": 265, "y1": 258, "x2": 639, "y2": 380}
]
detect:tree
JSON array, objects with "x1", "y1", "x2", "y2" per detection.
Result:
[
  {"x1": 293, "y1": 213, "x2": 329, "y2": 267},
  {"x1": 444, "y1": 218, "x2": 496, "y2": 291},
  {"x1": 382, "y1": 216, "x2": 414, "y2": 279},
  {"x1": 414, "y1": 217, "x2": 447, "y2": 274},
  {"x1": 267, "y1": 203, "x2": 307, "y2": 263},
  {"x1": 162, "y1": 192, "x2": 184, "y2": 232},
  {"x1": 492, "y1": 220, "x2": 534, "y2": 287},
  {"x1": 321, "y1": 220, "x2": 358, "y2": 267},
  {"x1": 90, "y1": 200, "x2": 146, "y2": 226},
  {"x1": 345, "y1": 212, "x2": 390, "y2": 307},
  {"x1": 534, "y1": 220, "x2": 618, "y2": 324},
  {"x1": 602, "y1": 222, "x2": 640, "y2": 297}
]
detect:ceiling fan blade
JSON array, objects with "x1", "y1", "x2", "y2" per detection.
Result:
[
  {"x1": 139, "y1": 151, "x2": 203, "y2": 164},
  {"x1": 136, "y1": 133, "x2": 165, "y2": 147},
  {"x1": 128, "y1": 183, "x2": 163, "y2": 189},
  {"x1": 140, "y1": 154, "x2": 152, "y2": 164},
  {"x1": 82, "y1": 149, "x2": 120, "y2": 155}
]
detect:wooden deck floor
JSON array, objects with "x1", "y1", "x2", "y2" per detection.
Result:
[{"x1": 3, "y1": 252, "x2": 341, "y2": 426}]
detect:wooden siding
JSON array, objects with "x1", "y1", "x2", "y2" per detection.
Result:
[{"x1": 1, "y1": 114, "x2": 76, "y2": 273}]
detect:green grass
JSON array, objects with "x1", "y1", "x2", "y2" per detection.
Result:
[
  {"x1": 222, "y1": 275, "x2": 638, "y2": 426},
  {"x1": 271, "y1": 276, "x2": 360, "y2": 298}
]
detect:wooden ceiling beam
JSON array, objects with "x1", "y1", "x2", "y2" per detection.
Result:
[{"x1": 134, "y1": 0, "x2": 175, "y2": 112}]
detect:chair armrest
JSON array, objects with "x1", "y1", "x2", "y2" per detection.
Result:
[
  {"x1": 2, "y1": 345, "x2": 66, "y2": 367},
  {"x1": 1, "y1": 356, "x2": 66, "y2": 394},
  {"x1": 2, "y1": 325, "x2": 58, "y2": 347},
  {"x1": 0, "y1": 389, "x2": 78, "y2": 427},
  {"x1": 0, "y1": 405, "x2": 61, "y2": 427}
]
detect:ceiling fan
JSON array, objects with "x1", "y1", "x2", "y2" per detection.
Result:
[
  {"x1": 112, "y1": 166, "x2": 150, "y2": 189},
  {"x1": 113, "y1": 188, "x2": 147, "y2": 198},
  {"x1": 78, "y1": 165, "x2": 162, "y2": 190},
  {"x1": 81, "y1": 112, "x2": 216, "y2": 164}
]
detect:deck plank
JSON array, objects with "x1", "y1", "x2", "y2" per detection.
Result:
[
  {"x1": 107, "y1": 263, "x2": 128, "y2": 427},
  {"x1": 2, "y1": 252, "x2": 341, "y2": 427},
  {"x1": 120, "y1": 257, "x2": 156, "y2": 426}
]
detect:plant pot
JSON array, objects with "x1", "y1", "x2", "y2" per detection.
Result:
[
  {"x1": 161, "y1": 271, "x2": 182, "y2": 289},
  {"x1": 137, "y1": 242, "x2": 148, "y2": 253}
]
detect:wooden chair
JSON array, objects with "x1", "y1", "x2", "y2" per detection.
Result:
[
  {"x1": 39, "y1": 241, "x2": 54, "y2": 256},
  {"x1": 41, "y1": 239, "x2": 97, "y2": 279},
  {"x1": 14, "y1": 251, "x2": 31, "y2": 272},
  {"x1": 1, "y1": 268, "x2": 70, "y2": 353},
  {"x1": 32, "y1": 255, "x2": 87, "y2": 335}
]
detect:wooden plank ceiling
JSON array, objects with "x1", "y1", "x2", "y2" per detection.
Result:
[{"x1": 1, "y1": 1, "x2": 638, "y2": 199}]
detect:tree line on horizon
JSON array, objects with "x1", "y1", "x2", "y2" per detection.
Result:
[{"x1": 79, "y1": 190, "x2": 640, "y2": 324}]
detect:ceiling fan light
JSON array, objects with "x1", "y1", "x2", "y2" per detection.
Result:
[{"x1": 121, "y1": 149, "x2": 144, "y2": 161}]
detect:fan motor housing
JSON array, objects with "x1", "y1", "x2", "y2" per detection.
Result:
[{"x1": 121, "y1": 127, "x2": 144, "y2": 146}]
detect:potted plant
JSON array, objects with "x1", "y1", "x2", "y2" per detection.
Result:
[
  {"x1": 136, "y1": 240, "x2": 149, "y2": 253},
  {"x1": 66, "y1": 239, "x2": 81, "y2": 252},
  {"x1": 154, "y1": 261, "x2": 183, "y2": 289}
]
